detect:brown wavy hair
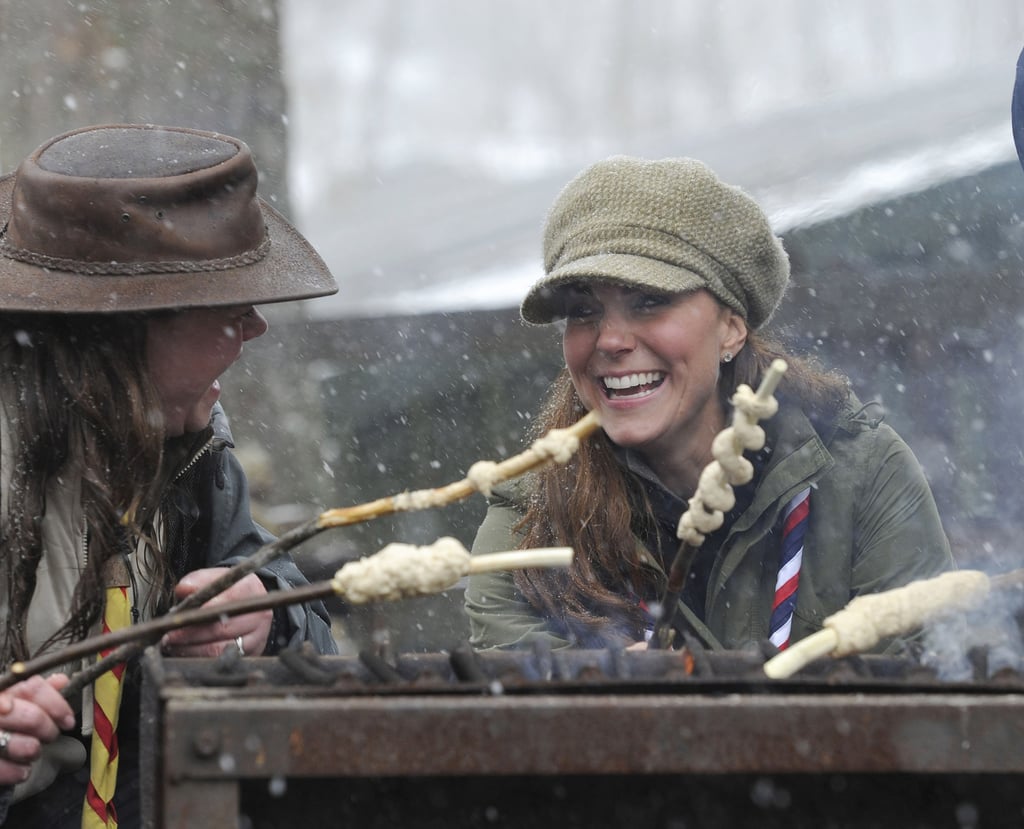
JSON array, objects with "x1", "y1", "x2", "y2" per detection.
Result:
[
  {"x1": 513, "y1": 330, "x2": 850, "y2": 647},
  {"x1": 0, "y1": 312, "x2": 170, "y2": 665}
]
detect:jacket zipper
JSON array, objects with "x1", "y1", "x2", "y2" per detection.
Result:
[
  {"x1": 173, "y1": 435, "x2": 216, "y2": 483},
  {"x1": 81, "y1": 516, "x2": 89, "y2": 569},
  {"x1": 79, "y1": 435, "x2": 214, "y2": 562}
]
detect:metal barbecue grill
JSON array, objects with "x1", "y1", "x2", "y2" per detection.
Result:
[{"x1": 140, "y1": 643, "x2": 1024, "y2": 828}]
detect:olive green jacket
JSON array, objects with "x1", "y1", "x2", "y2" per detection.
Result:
[{"x1": 465, "y1": 399, "x2": 955, "y2": 651}]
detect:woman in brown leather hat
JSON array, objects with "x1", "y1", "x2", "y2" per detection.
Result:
[
  {"x1": 465, "y1": 156, "x2": 954, "y2": 656},
  {"x1": 0, "y1": 124, "x2": 339, "y2": 826}
]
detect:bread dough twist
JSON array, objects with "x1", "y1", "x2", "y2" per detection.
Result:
[
  {"x1": 332, "y1": 537, "x2": 471, "y2": 604},
  {"x1": 676, "y1": 361, "x2": 787, "y2": 546},
  {"x1": 531, "y1": 427, "x2": 580, "y2": 465},
  {"x1": 824, "y1": 570, "x2": 991, "y2": 655}
]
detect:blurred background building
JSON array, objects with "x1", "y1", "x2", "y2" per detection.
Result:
[{"x1": 2, "y1": 0, "x2": 1023, "y2": 650}]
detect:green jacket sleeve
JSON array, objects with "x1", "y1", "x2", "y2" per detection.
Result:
[{"x1": 848, "y1": 421, "x2": 954, "y2": 595}]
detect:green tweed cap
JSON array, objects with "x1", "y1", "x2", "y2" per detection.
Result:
[{"x1": 522, "y1": 156, "x2": 789, "y2": 329}]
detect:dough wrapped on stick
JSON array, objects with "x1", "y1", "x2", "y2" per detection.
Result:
[
  {"x1": 1, "y1": 540, "x2": 573, "y2": 688},
  {"x1": 653, "y1": 360, "x2": 787, "y2": 648},
  {"x1": 763, "y1": 569, "x2": 992, "y2": 679}
]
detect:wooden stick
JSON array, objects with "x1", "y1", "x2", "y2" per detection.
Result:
[
  {"x1": 991, "y1": 568, "x2": 1024, "y2": 590},
  {"x1": 468, "y1": 548, "x2": 572, "y2": 574},
  {"x1": 754, "y1": 358, "x2": 788, "y2": 402},
  {"x1": 2, "y1": 547, "x2": 573, "y2": 690},
  {"x1": 55, "y1": 411, "x2": 599, "y2": 696},
  {"x1": 648, "y1": 542, "x2": 698, "y2": 650},
  {"x1": 762, "y1": 628, "x2": 838, "y2": 679},
  {"x1": 316, "y1": 411, "x2": 602, "y2": 528}
]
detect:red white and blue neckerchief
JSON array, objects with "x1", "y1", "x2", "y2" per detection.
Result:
[{"x1": 767, "y1": 487, "x2": 811, "y2": 650}]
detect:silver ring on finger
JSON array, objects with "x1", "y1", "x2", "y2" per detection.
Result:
[
  {"x1": 235, "y1": 635, "x2": 245, "y2": 657},
  {"x1": 0, "y1": 729, "x2": 12, "y2": 757}
]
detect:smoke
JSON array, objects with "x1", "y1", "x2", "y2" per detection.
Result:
[{"x1": 919, "y1": 582, "x2": 1024, "y2": 681}]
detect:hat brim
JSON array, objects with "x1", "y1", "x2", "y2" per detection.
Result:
[
  {"x1": 0, "y1": 172, "x2": 338, "y2": 313},
  {"x1": 521, "y1": 253, "x2": 709, "y2": 324}
]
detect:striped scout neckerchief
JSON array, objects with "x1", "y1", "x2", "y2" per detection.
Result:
[{"x1": 767, "y1": 487, "x2": 811, "y2": 650}]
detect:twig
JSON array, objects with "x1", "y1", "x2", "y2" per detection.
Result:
[{"x1": 2, "y1": 546, "x2": 573, "y2": 689}]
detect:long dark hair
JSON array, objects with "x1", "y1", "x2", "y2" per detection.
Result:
[
  {"x1": 0, "y1": 312, "x2": 170, "y2": 665},
  {"x1": 512, "y1": 330, "x2": 850, "y2": 646}
]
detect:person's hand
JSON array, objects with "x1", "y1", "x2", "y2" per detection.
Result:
[
  {"x1": 626, "y1": 640, "x2": 650, "y2": 652},
  {"x1": 161, "y1": 568, "x2": 272, "y2": 658},
  {"x1": 0, "y1": 674, "x2": 76, "y2": 786}
]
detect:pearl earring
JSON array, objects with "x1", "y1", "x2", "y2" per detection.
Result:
[{"x1": 721, "y1": 352, "x2": 733, "y2": 364}]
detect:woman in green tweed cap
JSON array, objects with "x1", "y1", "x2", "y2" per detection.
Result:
[{"x1": 465, "y1": 156, "x2": 954, "y2": 653}]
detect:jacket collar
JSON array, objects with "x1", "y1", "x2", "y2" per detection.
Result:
[
  {"x1": 730, "y1": 400, "x2": 834, "y2": 536},
  {"x1": 713, "y1": 397, "x2": 857, "y2": 595},
  {"x1": 208, "y1": 401, "x2": 235, "y2": 447}
]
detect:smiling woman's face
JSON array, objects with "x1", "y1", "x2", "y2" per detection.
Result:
[
  {"x1": 561, "y1": 283, "x2": 747, "y2": 465},
  {"x1": 145, "y1": 304, "x2": 269, "y2": 436}
]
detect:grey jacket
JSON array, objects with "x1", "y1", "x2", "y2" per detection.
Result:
[
  {"x1": 161, "y1": 406, "x2": 336, "y2": 653},
  {"x1": 465, "y1": 398, "x2": 955, "y2": 652},
  {"x1": 0, "y1": 405, "x2": 336, "y2": 823}
]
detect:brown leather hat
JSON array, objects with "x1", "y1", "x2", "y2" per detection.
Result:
[{"x1": 0, "y1": 123, "x2": 337, "y2": 313}]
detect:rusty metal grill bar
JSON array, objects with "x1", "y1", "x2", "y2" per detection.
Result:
[
  {"x1": 161, "y1": 692, "x2": 1024, "y2": 778},
  {"x1": 142, "y1": 650, "x2": 1024, "y2": 828}
]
